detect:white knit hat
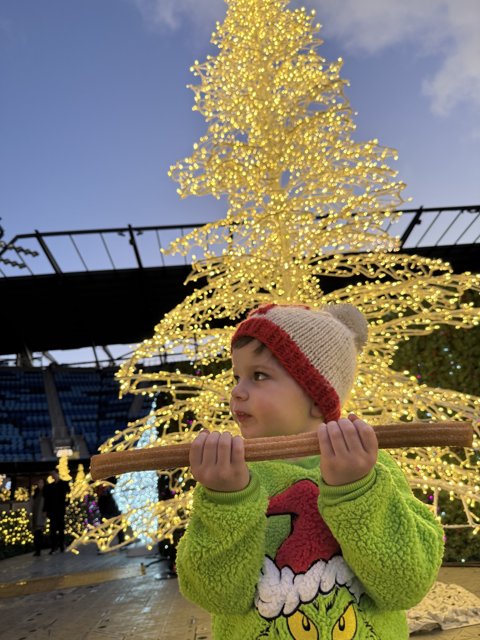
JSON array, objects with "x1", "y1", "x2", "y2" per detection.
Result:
[{"x1": 231, "y1": 303, "x2": 368, "y2": 422}]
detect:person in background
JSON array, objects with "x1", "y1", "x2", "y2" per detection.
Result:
[
  {"x1": 43, "y1": 469, "x2": 69, "y2": 553},
  {"x1": 96, "y1": 482, "x2": 125, "y2": 546},
  {"x1": 30, "y1": 478, "x2": 46, "y2": 556}
]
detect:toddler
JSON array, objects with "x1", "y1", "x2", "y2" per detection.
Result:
[{"x1": 177, "y1": 303, "x2": 444, "y2": 639}]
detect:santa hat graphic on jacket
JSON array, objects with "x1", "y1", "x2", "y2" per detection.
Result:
[{"x1": 255, "y1": 480, "x2": 364, "y2": 619}]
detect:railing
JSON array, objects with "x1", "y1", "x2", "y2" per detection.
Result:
[
  {"x1": 386, "y1": 205, "x2": 480, "y2": 249},
  {"x1": 0, "y1": 223, "x2": 200, "y2": 277},
  {"x1": 1, "y1": 205, "x2": 478, "y2": 278}
]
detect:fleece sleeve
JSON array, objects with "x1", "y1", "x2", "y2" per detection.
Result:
[
  {"x1": 176, "y1": 472, "x2": 269, "y2": 615},
  {"x1": 318, "y1": 451, "x2": 444, "y2": 611}
]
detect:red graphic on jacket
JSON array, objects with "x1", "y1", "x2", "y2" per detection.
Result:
[{"x1": 255, "y1": 480, "x2": 364, "y2": 619}]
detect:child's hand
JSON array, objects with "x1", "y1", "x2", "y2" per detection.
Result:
[
  {"x1": 189, "y1": 431, "x2": 250, "y2": 492},
  {"x1": 317, "y1": 413, "x2": 378, "y2": 486}
]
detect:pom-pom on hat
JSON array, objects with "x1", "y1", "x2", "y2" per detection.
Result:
[{"x1": 231, "y1": 303, "x2": 368, "y2": 422}]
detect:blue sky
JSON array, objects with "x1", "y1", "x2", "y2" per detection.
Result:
[{"x1": 1, "y1": 0, "x2": 479, "y2": 242}]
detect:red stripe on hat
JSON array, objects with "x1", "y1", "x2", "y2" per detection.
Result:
[{"x1": 233, "y1": 317, "x2": 341, "y2": 422}]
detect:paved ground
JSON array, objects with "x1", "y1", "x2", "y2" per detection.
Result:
[
  {"x1": 0, "y1": 545, "x2": 478, "y2": 639},
  {"x1": 0, "y1": 544, "x2": 211, "y2": 640}
]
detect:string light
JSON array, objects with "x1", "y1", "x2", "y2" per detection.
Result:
[
  {"x1": 0, "y1": 508, "x2": 33, "y2": 548},
  {"x1": 113, "y1": 400, "x2": 162, "y2": 550},
  {"x1": 80, "y1": 0, "x2": 480, "y2": 551},
  {"x1": 0, "y1": 460, "x2": 89, "y2": 549}
]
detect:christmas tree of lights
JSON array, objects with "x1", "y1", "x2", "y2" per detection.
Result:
[
  {"x1": 57, "y1": 455, "x2": 72, "y2": 482},
  {"x1": 70, "y1": 464, "x2": 87, "y2": 500},
  {"x1": 69, "y1": 398, "x2": 183, "y2": 553},
  {"x1": 81, "y1": 0, "x2": 479, "y2": 552},
  {"x1": 112, "y1": 401, "x2": 161, "y2": 550}
]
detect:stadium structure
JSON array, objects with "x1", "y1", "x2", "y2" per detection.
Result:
[{"x1": 0, "y1": 206, "x2": 479, "y2": 494}]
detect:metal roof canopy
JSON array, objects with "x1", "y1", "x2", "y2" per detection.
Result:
[
  {"x1": 0, "y1": 207, "x2": 478, "y2": 356},
  {"x1": 0, "y1": 264, "x2": 194, "y2": 355}
]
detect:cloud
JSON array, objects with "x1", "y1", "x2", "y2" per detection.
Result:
[
  {"x1": 128, "y1": 0, "x2": 225, "y2": 34},
  {"x1": 422, "y1": 4, "x2": 480, "y2": 115},
  {"x1": 312, "y1": 0, "x2": 480, "y2": 116},
  {"x1": 129, "y1": 0, "x2": 480, "y2": 117}
]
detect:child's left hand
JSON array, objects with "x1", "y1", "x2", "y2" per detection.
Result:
[{"x1": 317, "y1": 413, "x2": 378, "y2": 486}]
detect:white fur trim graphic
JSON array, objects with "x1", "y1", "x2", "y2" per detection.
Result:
[{"x1": 255, "y1": 556, "x2": 364, "y2": 619}]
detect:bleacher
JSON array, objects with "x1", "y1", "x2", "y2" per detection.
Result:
[
  {"x1": 0, "y1": 366, "x2": 151, "y2": 463},
  {"x1": 0, "y1": 368, "x2": 50, "y2": 462},
  {"x1": 54, "y1": 368, "x2": 150, "y2": 452}
]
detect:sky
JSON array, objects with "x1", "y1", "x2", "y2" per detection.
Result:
[
  {"x1": 1, "y1": 0, "x2": 480, "y2": 247},
  {"x1": 0, "y1": 0, "x2": 479, "y2": 364}
]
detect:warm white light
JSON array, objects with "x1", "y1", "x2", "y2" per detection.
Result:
[{"x1": 69, "y1": 0, "x2": 480, "y2": 554}]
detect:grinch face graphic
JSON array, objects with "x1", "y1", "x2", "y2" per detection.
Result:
[
  {"x1": 253, "y1": 481, "x2": 379, "y2": 639},
  {"x1": 256, "y1": 589, "x2": 379, "y2": 639},
  {"x1": 286, "y1": 598, "x2": 358, "y2": 640}
]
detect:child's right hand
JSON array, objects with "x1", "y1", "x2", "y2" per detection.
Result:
[
  {"x1": 317, "y1": 413, "x2": 378, "y2": 486},
  {"x1": 189, "y1": 431, "x2": 250, "y2": 492}
]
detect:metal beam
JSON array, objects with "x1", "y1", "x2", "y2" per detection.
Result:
[
  {"x1": 400, "y1": 206, "x2": 423, "y2": 247},
  {"x1": 102, "y1": 345, "x2": 116, "y2": 364},
  {"x1": 128, "y1": 224, "x2": 143, "y2": 269},
  {"x1": 35, "y1": 230, "x2": 62, "y2": 275},
  {"x1": 42, "y1": 351, "x2": 58, "y2": 364}
]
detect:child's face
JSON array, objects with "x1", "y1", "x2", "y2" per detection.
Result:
[{"x1": 230, "y1": 339, "x2": 321, "y2": 439}]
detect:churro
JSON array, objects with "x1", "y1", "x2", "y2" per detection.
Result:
[{"x1": 90, "y1": 421, "x2": 473, "y2": 481}]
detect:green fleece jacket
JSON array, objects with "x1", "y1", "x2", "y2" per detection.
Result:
[{"x1": 177, "y1": 452, "x2": 444, "y2": 640}]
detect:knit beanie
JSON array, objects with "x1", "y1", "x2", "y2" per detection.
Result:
[{"x1": 231, "y1": 303, "x2": 368, "y2": 422}]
